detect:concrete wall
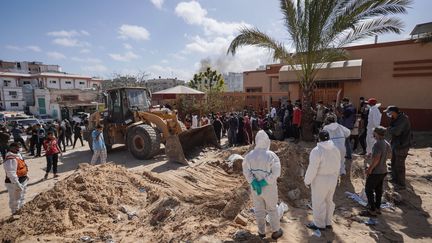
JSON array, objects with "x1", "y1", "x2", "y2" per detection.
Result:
[
  {"x1": 4, "y1": 100, "x2": 26, "y2": 111},
  {"x1": 0, "y1": 77, "x2": 18, "y2": 88},
  {"x1": 345, "y1": 41, "x2": 432, "y2": 110},
  {"x1": 61, "y1": 79, "x2": 74, "y2": 89},
  {"x1": 75, "y1": 79, "x2": 88, "y2": 89},
  {"x1": 47, "y1": 78, "x2": 61, "y2": 89}
]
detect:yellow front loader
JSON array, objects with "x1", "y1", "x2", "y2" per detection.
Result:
[{"x1": 84, "y1": 87, "x2": 219, "y2": 165}]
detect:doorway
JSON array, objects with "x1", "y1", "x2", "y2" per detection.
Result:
[{"x1": 313, "y1": 81, "x2": 342, "y2": 106}]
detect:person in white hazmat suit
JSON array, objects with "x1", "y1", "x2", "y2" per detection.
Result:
[
  {"x1": 366, "y1": 98, "x2": 382, "y2": 155},
  {"x1": 304, "y1": 130, "x2": 341, "y2": 231},
  {"x1": 242, "y1": 130, "x2": 283, "y2": 240},
  {"x1": 323, "y1": 116, "x2": 351, "y2": 175},
  {"x1": 191, "y1": 114, "x2": 198, "y2": 128}
]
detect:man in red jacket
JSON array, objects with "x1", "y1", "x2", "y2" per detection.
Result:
[{"x1": 292, "y1": 103, "x2": 302, "y2": 143}]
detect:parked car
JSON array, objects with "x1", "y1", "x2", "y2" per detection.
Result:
[
  {"x1": 15, "y1": 118, "x2": 41, "y2": 130},
  {"x1": 72, "y1": 112, "x2": 90, "y2": 123},
  {"x1": 36, "y1": 114, "x2": 55, "y2": 124}
]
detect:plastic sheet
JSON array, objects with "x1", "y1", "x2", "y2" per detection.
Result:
[
  {"x1": 266, "y1": 202, "x2": 288, "y2": 222},
  {"x1": 345, "y1": 191, "x2": 394, "y2": 209}
]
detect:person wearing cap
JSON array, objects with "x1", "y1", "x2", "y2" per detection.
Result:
[
  {"x1": 366, "y1": 98, "x2": 382, "y2": 156},
  {"x1": 361, "y1": 126, "x2": 391, "y2": 217},
  {"x1": 304, "y1": 130, "x2": 341, "y2": 231},
  {"x1": 3, "y1": 142, "x2": 29, "y2": 214},
  {"x1": 242, "y1": 130, "x2": 283, "y2": 240},
  {"x1": 323, "y1": 115, "x2": 351, "y2": 175},
  {"x1": 385, "y1": 106, "x2": 411, "y2": 190}
]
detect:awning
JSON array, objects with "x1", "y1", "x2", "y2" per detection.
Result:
[
  {"x1": 153, "y1": 85, "x2": 204, "y2": 95},
  {"x1": 152, "y1": 85, "x2": 205, "y2": 100},
  {"x1": 279, "y1": 59, "x2": 362, "y2": 83}
]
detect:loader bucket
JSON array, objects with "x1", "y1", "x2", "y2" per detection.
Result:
[
  {"x1": 178, "y1": 124, "x2": 221, "y2": 153},
  {"x1": 165, "y1": 135, "x2": 189, "y2": 165},
  {"x1": 165, "y1": 125, "x2": 220, "y2": 166}
]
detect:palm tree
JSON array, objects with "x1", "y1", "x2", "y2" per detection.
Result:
[{"x1": 227, "y1": 0, "x2": 411, "y2": 140}]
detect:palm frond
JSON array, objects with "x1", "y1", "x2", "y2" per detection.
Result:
[
  {"x1": 227, "y1": 27, "x2": 292, "y2": 62},
  {"x1": 338, "y1": 17, "x2": 404, "y2": 46}
]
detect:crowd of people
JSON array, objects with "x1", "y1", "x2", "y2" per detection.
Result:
[
  {"x1": 240, "y1": 97, "x2": 413, "y2": 238},
  {"x1": 0, "y1": 96, "x2": 416, "y2": 239},
  {"x1": 0, "y1": 119, "x2": 86, "y2": 161},
  {"x1": 1, "y1": 118, "x2": 109, "y2": 214}
]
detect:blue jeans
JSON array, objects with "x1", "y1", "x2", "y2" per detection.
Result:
[{"x1": 46, "y1": 154, "x2": 59, "y2": 174}]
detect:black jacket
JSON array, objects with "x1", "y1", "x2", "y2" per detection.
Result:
[{"x1": 388, "y1": 113, "x2": 411, "y2": 149}]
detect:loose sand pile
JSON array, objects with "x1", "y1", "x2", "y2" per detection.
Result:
[
  {"x1": 2, "y1": 139, "x2": 431, "y2": 242},
  {"x1": 0, "y1": 161, "x2": 250, "y2": 242}
]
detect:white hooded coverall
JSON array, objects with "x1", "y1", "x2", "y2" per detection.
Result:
[
  {"x1": 304, "y1": 140, "x2": 341, "y2": 228},
  {"x1": 323, "y1": 122, "x2": 351, "y2": 175},
  {"x1": 3, "y1": 152, "x2": 28, "y2": 214},
  {"x1": 366, "y1": 104, "x2": 382, "y2": 154},
  {"x1": 242, "y1": 130, "x2": 281, "y2": 234},
  {"x1": 191, "y1": 115, "x2": 198, "y2": 128}
]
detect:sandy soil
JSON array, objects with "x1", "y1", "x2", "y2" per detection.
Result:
[{"x1": 0, "y1": 137, "x2": 431, "y2": 243}]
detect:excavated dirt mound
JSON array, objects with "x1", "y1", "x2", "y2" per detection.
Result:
[
  {"x1": 0, "y1": 162, "x2": 248, "y2": 243},
  {"x1": 218, "y1": 141, "x2": 313, "y2": 206}
]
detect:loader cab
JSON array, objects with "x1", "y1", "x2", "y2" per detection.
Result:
[{"x1": 106, "y1": 88, "x2": 151, "y2": 123}]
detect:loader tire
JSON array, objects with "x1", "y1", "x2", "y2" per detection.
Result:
[{"x1": 127, "y1": 124, "x2": 159, "y2": 160}]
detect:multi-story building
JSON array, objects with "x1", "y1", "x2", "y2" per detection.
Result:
[
  {"x1": 145, "y1": 77, "x2": 185, "y2": 93},
  {"x1": 0, "y1": 61, "x2": 103, "y2": 119},
  {"x1": 223, "y1": 72, "x2": 243, "y2": 92},
  {"x1": 0, "y1": 74, "x2": 25, "y2": 111},
  {"x1": 0, "y1": 61, "x2": 61, "y2": 74}
]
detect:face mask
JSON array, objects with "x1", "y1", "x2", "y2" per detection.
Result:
[
  {"x1": 386, "y1": 112, "x2": 392, "y2": 118},
  {"x1": 340, "y1": 104, "x2": 344, "y2": 108}
]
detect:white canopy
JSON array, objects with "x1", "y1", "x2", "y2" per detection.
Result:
[{"x1": 153, "y1": 85, "x2": 204, "y2": 95}]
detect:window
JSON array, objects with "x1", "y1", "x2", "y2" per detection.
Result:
[
  {"x1": 16, "y1": 63, "x2": 21, "y2": 69},
  {"x1": 62, "y1": 95, "x2": 79, "y2": 101},
  {"x1": 23, "y1": 81, "x2": 31, "y2": 85},
  {"x1": 4, "y1": 80, "x2": 11, "y2": 86},
  {"x1": 11, "y1": 103, "x2": 19, "y2": 107},
  {"x1": 280, "y1": 83, "x2": 289, "y2": 91},
  {"x1": 65, "y1": 81, "x2": 72, "y2": 84},
  {"x1": 79, "y1": 81, "x2": 85, "y2": 85},
  {"x1": 92, "y1": 83, "x2": 98, "y2": 87},
  {"x1": 246, "y1": 87, "x2": 262, "y2": 93},
  {"x1": 8, "y1": 91, "x2": 17, "y2": 96},
  {"x1": 316, "y1": 81, "x2": 339, "y2": 89},
  {"x1": 49, "y1": 80, "x2": 57, "y2": 84}
]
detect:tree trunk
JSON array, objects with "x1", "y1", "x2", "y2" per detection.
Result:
[{"x1": 301, "y1": 84, "x2": 315, "y2": 141}]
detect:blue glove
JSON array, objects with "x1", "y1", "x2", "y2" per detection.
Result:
[{"x1": 251, "y1": 179, "x2": 268, "y2": 195}]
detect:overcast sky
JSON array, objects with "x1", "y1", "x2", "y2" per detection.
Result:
[{"x1": 1, "y1": 0, "x2": 430, "y2": 80}]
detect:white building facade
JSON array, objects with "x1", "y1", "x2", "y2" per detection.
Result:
[
  {"x1": 0, "y1": 70, "x2": 102, "y2": 115},
  {"x1": 223, "y1": 72, "x2": 243, "y2": 92}
]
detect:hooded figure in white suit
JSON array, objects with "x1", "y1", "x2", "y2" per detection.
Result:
[
  {"x1": 304, "y1": 130, "x2": 341, "y2": 230},
  {"x1": 242, "y1": 130, "x2": 283, "y2": 240},
  {"x1": 366, "y1": 99, "x2": 382, "y2": 155},
  {"x1": 322, "y1": 116, "x2": 351, "y2": 175},
  {"x1": 191, "y1": 115, "x2": 198, "y2": 128}
]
